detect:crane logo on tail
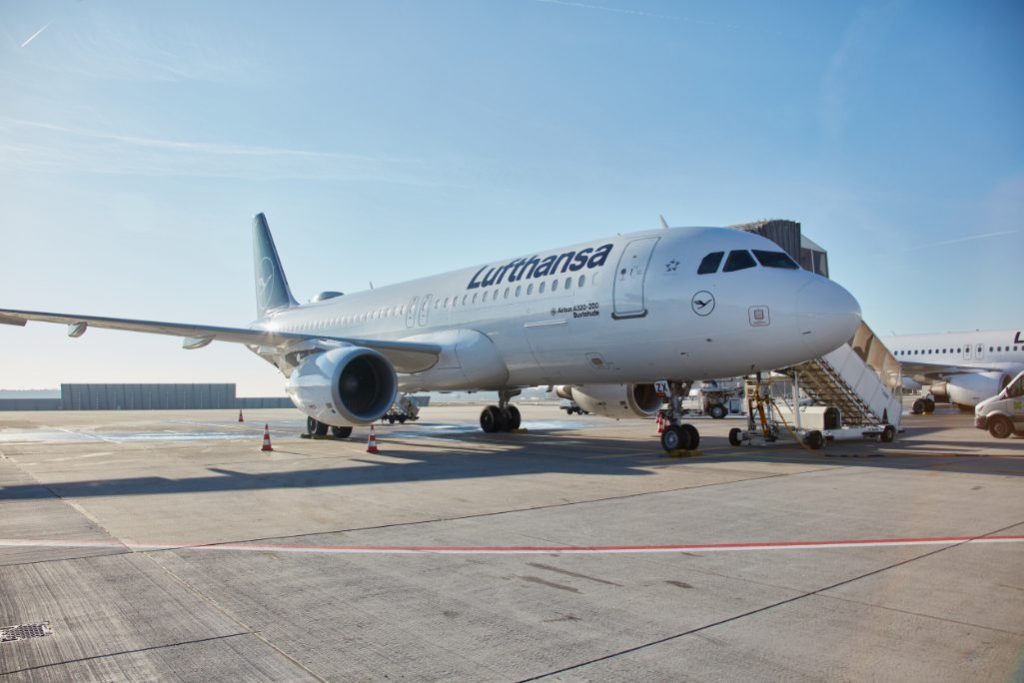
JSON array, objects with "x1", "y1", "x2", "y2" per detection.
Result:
[{"x1": 257, "y1": 257, "x2": 276, "y2": 309}]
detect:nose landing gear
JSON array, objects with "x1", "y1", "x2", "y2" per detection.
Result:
[{"x1": 658, "y1": 381, "x2": 700, "y2": 454}]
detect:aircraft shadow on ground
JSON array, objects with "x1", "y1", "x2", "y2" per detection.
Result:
[{"x1": 0, "y1": 428, "x2": 1020, "y2": 501}]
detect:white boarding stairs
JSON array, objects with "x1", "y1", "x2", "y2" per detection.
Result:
[{"x1": 783, "y1": 322, "x2": 903, "y2": 430}]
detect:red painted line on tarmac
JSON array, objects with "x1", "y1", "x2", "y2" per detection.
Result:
[{"x1": 2, "y1": 535, "x2": 1023, "y2": 555}]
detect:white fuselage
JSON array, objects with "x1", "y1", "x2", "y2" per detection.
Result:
[
  {"x1": 884, "y1": 330, "x2": 1024, "y2": 378},
  {"x1": 255, "y1": 226, "x2": 861, "y2": 391}
]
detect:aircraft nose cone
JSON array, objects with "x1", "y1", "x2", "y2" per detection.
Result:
[{"x1": 796, "y1": 278, "x2": 862, "y2": 356}]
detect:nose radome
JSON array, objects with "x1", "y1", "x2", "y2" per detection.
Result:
[{"x1": 796, "y1": 279, "x2": 862, "y2": 357}]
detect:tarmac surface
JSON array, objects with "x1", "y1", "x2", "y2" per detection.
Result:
[{"x1": 0, "y1": 403, "x2": 1021, "y2": 681}]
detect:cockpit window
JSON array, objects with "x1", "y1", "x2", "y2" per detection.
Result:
[
  {"x1": 752, "y1": 250, "x2": 799, "y2": 269},
  {"x1": 722, "y1": 250, "x2": 756, "y2": 272},
  {"x1": 697, "y1": 252, "x2": 724, "y2": 274}
]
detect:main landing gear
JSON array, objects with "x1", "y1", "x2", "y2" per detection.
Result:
[
  {"x1": 306, "y1": 417, "x2": 353, "y2": 439},
  {"x1": 659, "y1": 381, "x2": 700, "y2": 454},
  {"x1": 480, "y1": 390, "x2": 522, "y2": 433}
]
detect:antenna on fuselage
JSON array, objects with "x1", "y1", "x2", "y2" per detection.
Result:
[{"x1": 659, "y1": 215, "x2": 670, "y2": 230}]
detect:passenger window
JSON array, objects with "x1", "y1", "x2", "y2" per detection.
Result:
[
  {"x1": 515, "y1": 285, "x2": 521, "y2": 297},
  {"x1": 698, "y1": 252, "x2": 724, "y2": 274},
  {"x1": 565, "y1": 277, "x2": 572, "y2": 290},
  {"x1": 752, "y1": 250, "x2": 799, "y2": 269},
  {"x1": 482, "y1": 291, "x2": 488, "y2": 302},
  {"x1": 578, "y1": 275, "x2": 585, "y2": 288},
  {"x1": 723, "y1": 250, "x2": 756, "y2": 272},
  {"x1": 552, "y1": 279, "x2": 559, "y2": 292},
  {"x1": 504, "y1": 287, "x2": 510, "y2": 299},
  {"x1": 539, "y1": 282, "x2": 546, "y2": 294},
  {"x1": 527, "y1": 283, "x2": 534, "y2": 295}
]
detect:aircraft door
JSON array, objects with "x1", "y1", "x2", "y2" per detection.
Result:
[
  {"x1": 418, "y1": 294, "x2": 433, "y2": 327},
  {"x1": 612, "y1": 237, "x2": 660, "y2": 319},
  {"x1": 405, "y1": 296, "x2": 419, "y2": 329}
]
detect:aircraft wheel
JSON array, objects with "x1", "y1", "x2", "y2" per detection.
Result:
[
  {"x1": 681, "y1": 424, "x2": 700, "y2": 450},
  {"x1": 880, "y1": 425, "x2": 896, "y2": 443},
  {"x1": 728, "y1": 427, "x2": 743, "y2": 446},
  {"x1": 503, "y1": 405, "x2": 521, "y2": 431},
  {"x1": 708, "y1": 404, "x2": 727, "y2": 420},
  {"x1": 911, "y1": 399, "x2": 925, "y2": 415},
  {"x1": 660, "y1": 425, "x2": 691, "y2": 452},
  {"x1": 804, "y1": 430, "x2": 825, "y2": 450},
  {"x1": 398, "y1": 415, "x2": 407, "y2": 424},
  {"x1": 331, "y1": 425, "x2": 353, "y2": 439},
  {"x1": 923, "y1": 398, "x2": 935, "y2": 414},
  {"x1": 480, "y1": 405, "x2": 507, "y2": 433},
  {"x1": 307, "y1": 417, "x2": 328, "y2": 436},
  {"x1": 988, "y1": 416, "x2": 1014, "y2": 439}
]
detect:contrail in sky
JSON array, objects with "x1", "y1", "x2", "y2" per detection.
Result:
[
  {"x1": 901, "y1": 229, "x2": 1021, "y2": 252},
  {"x1": 20, "y1": 22, "x2": 52, "y2": 48}
]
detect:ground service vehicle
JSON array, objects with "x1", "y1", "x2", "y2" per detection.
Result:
[{"x1": 974, "y1": 370, "x2": 1024, "y2": 439}]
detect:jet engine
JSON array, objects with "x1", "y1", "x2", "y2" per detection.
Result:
[
  {"x1": 930, "y1": 372, "x2": 1012, "y2": 408},
  {"x1": 285, "y1": 347, "x2": 397, "y2": 426},
  {"x1": 555, "y1": 383, "x2": 663, "y2": 419}
]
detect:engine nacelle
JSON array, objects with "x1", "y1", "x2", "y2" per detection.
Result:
[
  {"x1": 286, "y1": 346, "x2": 397, "y2": 426},
  {"x1": 556, "y1": 383, "x2": 662, "y2": 419},
  {"x1": 936, "y1": 372, "x2": 1012, "y2": 408}
]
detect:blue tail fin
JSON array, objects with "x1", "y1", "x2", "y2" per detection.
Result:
[{"x1": 252, "y1": 213, "x2": 298, "y2": 317}]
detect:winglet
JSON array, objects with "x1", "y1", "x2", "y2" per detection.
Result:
[
  {"x1": 659, "y1": 215, "x2": 670, "y2": 230},
  {"x1": 252, "y1": 213, "x2": 299, "y2": 318}
]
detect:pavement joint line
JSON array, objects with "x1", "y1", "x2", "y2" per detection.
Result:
[
  {"x1": 518, "y1": 519, "x2": 1024, "y2": 681},
  {"x1": 814, "y1": 591, "x2": 1024, "y2": 637},
  {"x1": 0, "y1": 463, "x2": 923, "y2": 566},
  {"x1": 140, "y1": 553, "x2": 329, "y2": 683},
  {"x1": 0, "y1": 632, "x2": 252, "y2": 677}
]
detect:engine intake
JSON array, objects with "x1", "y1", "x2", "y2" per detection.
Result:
[{"x1": 286, "y1": 347, "x2": 397, "y2": 426}]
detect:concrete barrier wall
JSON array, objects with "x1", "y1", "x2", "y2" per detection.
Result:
[{"x1": 0, "y1": 384, "x2": 292, "y2": 411}]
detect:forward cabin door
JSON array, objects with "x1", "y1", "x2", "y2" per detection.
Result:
[{"x1": 612, "y1": 237, "x2": 660, "y2": 319}]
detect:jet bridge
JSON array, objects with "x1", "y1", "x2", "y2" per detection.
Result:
[{"x1": 733, "y1": 322, "x2": 903, "y2": 449}]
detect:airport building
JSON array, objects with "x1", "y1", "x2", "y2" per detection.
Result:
[
  {"x1": 0, "y1": 383, "x2": 291, "y2": 411},
  {"x1": 731, "y1": 218, "x2": 830, "y2": 278}
]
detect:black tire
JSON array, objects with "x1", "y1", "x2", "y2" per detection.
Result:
[
  {"x1": 681, "y1": 424, "x2": 700, "y2": 450},
  {"x1": 804, "y1": 430, "x2": 825, "y2": 450},
  {"x1": 728, "y1": 427, "x2": 743, "y2": 446},
  {"x1": 880, "y1": 425, "x2": 895, "y2": 443},
  {"x1": 988, "y1": 416, "x2": 1014, "y2": 439},
  {"x1": 911, "y1": 399, "x2": 925, "y2": 415},
  {"x1": 923, "y1": 398, "x2": 935, "y2": 414},
  {"x1": 480, "y1": 405, "x2": 506, "y2": 433},
  {"x1": 331, "y1": 425, "x2": 353, "y2": 439},
  {"x1": 708, "y1": 404, "x2": 727, "y2": 420},
  {"x1": 307, "y1": 417, "x2": 328, "y2": 436},
  {"x1": 660, "y1": 425, "x2": 691, "y2": 452},
  {"x1": 398, "y1": 416, "x2": 407, "y2": 424},
  {"x1": 504, "y1": 405, "x2": 522, "y2": 431}
]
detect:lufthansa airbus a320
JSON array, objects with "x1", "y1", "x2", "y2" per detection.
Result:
[{"x1": 0, "y1": 214, "x2": 861, "y2": 452}]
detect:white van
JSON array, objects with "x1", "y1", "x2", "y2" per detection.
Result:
[{"x1": 975, "y1": 370, "x2": 1024, "y2": 439}]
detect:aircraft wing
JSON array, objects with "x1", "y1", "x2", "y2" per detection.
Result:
[
  {"x1": 0, "y1": 308, "x2": 441, "y2": 373},
  {"x1": 900, "y1": 360, "x2": 1009, "y2": 382}
]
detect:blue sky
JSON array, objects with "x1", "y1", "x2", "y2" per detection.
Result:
[{"x1": 2, "y1": 0, "x2": 1022, "y2": 395}]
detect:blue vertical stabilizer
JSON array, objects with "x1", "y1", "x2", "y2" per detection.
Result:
[{"x1": 252, "y1": 213, "x2": 299, "y2": 318}]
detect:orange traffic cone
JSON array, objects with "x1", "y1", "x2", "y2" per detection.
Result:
[
  {"x1": 366, "y1": 425, "x2": 380, "y2": 454},
  {"x1": 261, "y1": 423, "x2": 273, "y2": 452},
  {"x1": 238, "y1": 409, "x2": 244, "y2": 423}
]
